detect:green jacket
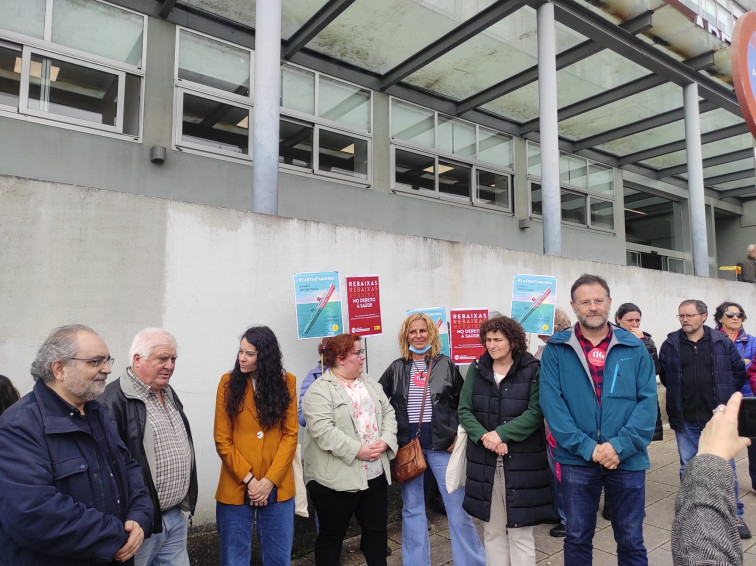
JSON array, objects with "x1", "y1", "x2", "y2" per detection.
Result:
[{"x1": 302, "y1": 370, "x2": 398, "y2": 492}]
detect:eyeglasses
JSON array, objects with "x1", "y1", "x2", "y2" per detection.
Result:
[
  {"x1": 352, "y1": 349, "x2": 366, "y2": 357},
  {"x1": 576, "y1": 298, "x2": 608, "y2": 308},
  {"x1": 724, "y1": 312, "x2": 745, "y2": 319},
  {"x1": 68, "y1": 356, "x2": 115, "y2": 368},
  {"x1": 677, "y1": 314, "x2": 702, "y2": 321}
]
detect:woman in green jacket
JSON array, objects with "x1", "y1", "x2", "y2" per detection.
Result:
[{"x1": 302, "y1": 334, "x2": 397, "y2": 566}]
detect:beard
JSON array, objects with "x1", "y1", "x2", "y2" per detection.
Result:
[
  {"x1": 63, "y1": 369, "x2": 107, "y2": 402},
  {"x1": 578, "y1": 312, "x2": 609, "y2": 329}
]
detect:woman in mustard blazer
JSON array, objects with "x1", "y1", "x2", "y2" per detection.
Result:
[{"x1": 214, "y1": 326, "x2": 298, "y2": 566}]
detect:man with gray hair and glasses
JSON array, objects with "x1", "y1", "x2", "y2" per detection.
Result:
[
  {"x1": 742, "y1": 244, "x2": 756, "y2": 283},
  {"x1": 99, "y1": 328, "x2": 197, "y2": 566},
  {"x1": 0, "y1": 324, "x2": 153, "y2": 565},
  {"x1": 659, "y1": 300, "x2": 748, "y2": 537}
]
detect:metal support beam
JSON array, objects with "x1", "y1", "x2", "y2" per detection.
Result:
[
  {"x1": 538, "y1": 2, "x2": 561, "y2": 256},
  {"x1": 380, "y1": 0, "x2": 522, "y2": 90},
  {"x1": 528, "y1": 0, "x2": 740, "y2": 115},
  {"x1": 251, "y1": 0, "x2": 282, "y2": 215},
  {"x1": 655, "y1": 148, "x2": 754, "y2": 178},
  {"x1": 458, "y1": 11, "x2": 652, "y2": 115},
  {"x1": 158, "y1": 0, "x2": 177, "y2": 18},
  {"x1": 719, "y1": 185, "x2": 756, "y2": 198},
  {"x1": 519, "y1": 51, "x2": 714, "y2": 134},
  {"x1": 683, "y1": 83, "x2": 709, "y2": 277},
  {"x1": 705, "y1": 169, "x2": 755, "y2": 185},
  {"x1": 283, "y1": 0, "x2": 356, "y2": 59},
  {"x1": 617, "y1": 123, "x2": 749, "y2": 166},
  {"x1": 571, "y1": 100, "x2": 717, "y2": 151}
]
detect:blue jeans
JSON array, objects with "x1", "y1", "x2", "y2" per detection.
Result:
[
  {"x1": 134, "y1": 506, "x2": 189, "y2": 566},
  {"x1": 676, "y1": 421, "x2": 743, "y2": 517},
  {"x1": 216, "y1": 498, "x2": 295, "y2": 566},
  {"x1": 400, "y1": 448, "x2": 485, "y2": 566},
  {"x1": 561, "y1": 464, "x2": 647, "y2": 566}
]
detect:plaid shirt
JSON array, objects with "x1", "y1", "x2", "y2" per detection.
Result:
[
  {"x1": 128, "y1": 369, "x2": 192, "y2": 511},
  {"x1": 575, "y1": 324, "x2": 612, "y2": 406}
]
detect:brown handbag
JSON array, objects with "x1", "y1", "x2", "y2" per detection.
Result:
[{"x1": 390, "y1": 356, "x2": 432, "y2": 483}]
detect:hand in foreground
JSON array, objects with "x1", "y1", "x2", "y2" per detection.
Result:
[
  {"x1": 247, "y1": 477, "x2": 274, "y2": 506},
  {"x1": 481, "y1": 431, "x2": 502, "y2": 452},
  {"x1": 593, "y1": 442, "x2": 619, "y2": 469},
  {"x1": 494, "y1": 442, "x2": 508, "y2": 456},
  {"x1": 699, "y1": 392, "x2": 751, "y2": 461},
  {"x1": 357, "y1": 443, "x2": 383, "y2": 462},
  {"x1": 628, "y1": 327, "x2": 645, "y2": 340},
  {"x1": 368, "y1": 440, "x2": 388, "y2": 455},
  {"x1": 446, "y1": 435, "x2": 457, "y2": 453},
  {"x1": 114, "y1": 520, "x2": 144, "y2": 562}
]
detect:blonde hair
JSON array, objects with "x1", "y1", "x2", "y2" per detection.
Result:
[
  {"x1": 398, "y1": 313, "x2": 441, "y2": 359},
  {"x1": 553, "y1": 308, "x2": 572, "y2": 332}
]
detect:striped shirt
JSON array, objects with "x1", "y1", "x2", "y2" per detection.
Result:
[{"x1": 407, "y1": 358, "x2": 432, "y2": 423}]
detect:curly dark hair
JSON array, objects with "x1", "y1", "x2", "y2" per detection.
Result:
[
  {"x1": 714, "y1": 301, "x2": 747, "y2": 329},
  {"x1": 478, "y1": 316, "x2": 527, "y2": 355},
  {"x1": 318, "y1": 334, "x2": 361, "y2": 369},
  {"x1": 224, "y1": 326, "x2": 291, "y2": 430}
]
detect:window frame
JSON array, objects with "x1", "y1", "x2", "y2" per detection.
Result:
[{"x1": 0, "y1": 0, "x2": 146, "y2": 140}]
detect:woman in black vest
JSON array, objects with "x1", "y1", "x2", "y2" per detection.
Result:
[{"x1": 458, "y1": 315, "x2": 552, "y2": 565}]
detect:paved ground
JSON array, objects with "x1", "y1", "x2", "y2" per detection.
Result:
[{"x1": 292, "y1": 430, "x2": 756, "y2": 565}]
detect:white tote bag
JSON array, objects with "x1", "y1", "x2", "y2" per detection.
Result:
[
  {"x1": 293, "y1": 444, "x2": 309, "y2": 517},
  {"x1": 445, "y1": 424, "x2": 468, "y2": 493}
]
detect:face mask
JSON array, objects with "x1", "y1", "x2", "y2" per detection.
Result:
[{"x1": 409, "y1": 344, "x2": 431, "y2": 355}]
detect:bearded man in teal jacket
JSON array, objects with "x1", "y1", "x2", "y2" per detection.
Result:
[{"x1": 540, "y1": 274, "x2": 656, "y2": 566}]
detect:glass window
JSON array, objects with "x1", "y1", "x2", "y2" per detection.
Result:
[
  {"x1": 319, "y1": 76, "x2": 370, "y2": 131},
  {"x1": 624, "y1": 186, "x2": 681, "y2": 250},
  {"x1": 560, "y1": 154, "x2": 587, "y2": 189},
  {"x1": 395, "y1": 148, "x2": 434, "y2": 192},
  {"x1": 392, "y1": 100, "x2": 434, "y2": 147},
  {"x1": 667, "y1": 257, "x2": 685, "y2": 274},
  {"x1": 282, "y1": 65, "x2": 314, "y2": 115},
  {"x1": 590, "y1": 199, "x2": 614, "y2": 230},
  {"x1": 0, "y1": 0, "x2": 45, "y2": 38},
  {"x1": 318, "y1": 129, "x2": 368, "y2": 179},
  {"x1": 527, "y1": 142, "x2": 541, "y2": 177},
  {"x1": 27, "y1": 53, "x2": 121, "y2": 129},
  {"x1": 589, "y1": 163, "x2": 614, "y2": 196},
  {"x1": 279, "y1": 119, "x2": 313, "y2": 168},
  {"x1": 478, "y1": 128, "x2": 513, "y2": 169},
  {"x1": 51, "y1": 0, "x2": 144, "y2": 67},
  {"x1": 476, "y1": 170, "x2": 511, "y2": 210},
  {"x1": 530, "y1": 182, "x2": 542, "y2": 216},
  {"x1": 438, "y1": 116, "x2": 475, "y2": 157},
  {"x1": 0, "y1": 45, "x2": 21, "y2": 107},
  {"x1": 438, "y1": 160, "x2": 470, "y2": 200},
  {"x1": 178, "y1": 30, "x2": 251, "y2": 96},
  {"x1": 180, "y1": 92, "x2": 249, "y2": 155},
  {"x1": 562, "y1": 190, "x2": 587, "y2": 224}
]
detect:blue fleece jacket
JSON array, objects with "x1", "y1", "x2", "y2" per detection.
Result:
[{"x1": 539, "y1": 324, "x2": 657, "y2": 471}]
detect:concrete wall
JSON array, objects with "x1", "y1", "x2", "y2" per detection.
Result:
[{"x1": 2, "y1": 175, "x2": 755, "y2": 527}]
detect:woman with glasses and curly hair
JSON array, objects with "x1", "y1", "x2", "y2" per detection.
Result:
[
  {"x1": 715, "y1": 301, "x2": 756, "y2": 492},
  {"x1": 458, "y1": 315, "x2": 552, "y2": 565},
  {"x1": 379, "y1": 313, "x2": 485, "y2": 566},
  {"x1": 214, "y1": 326, "x2": 298, "y2": 566}
]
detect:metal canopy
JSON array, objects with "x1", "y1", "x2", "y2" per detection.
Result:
[{"x1": 125, "y1": 0, "x2": 756, "y2": 199}]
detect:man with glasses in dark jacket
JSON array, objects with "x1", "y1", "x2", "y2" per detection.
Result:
[{"x1": 659, "y1": 299, "x2": 748, "y2": 538}]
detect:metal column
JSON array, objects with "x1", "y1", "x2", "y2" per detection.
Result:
[
  {"x1": 252, "y1": 0, "x2": 282, "y2": 215},
  {"x1": 683, "y1": 83, "x2": 710, "y2": 276},
  {"x1": 538, "y1": 2, "x2": 561, "y2": 256}
]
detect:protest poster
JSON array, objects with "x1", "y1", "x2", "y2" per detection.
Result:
[
  {"x1": 406, "y1": 307, "x2": 450, "y2": 357},
  {"x1": 449, "y1": 308, "x2": 488, "y2": 363},
  {"x1": 510, "y1": 274, "x2": 557, "y2": 335},
  {"x1": 345, "y1": 275, "x2": 383, "y2": 336},
  {"x1": 294, "y1": 271, "x2": 342, "y2": 339}
]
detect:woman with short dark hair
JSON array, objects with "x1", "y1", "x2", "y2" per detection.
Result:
[
  {"x1": 0, "y1": 375, "x2": 19, "y2": 415},
  {"x1": 458, "y1": 315, "x2": 552, "y2": 565}
]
